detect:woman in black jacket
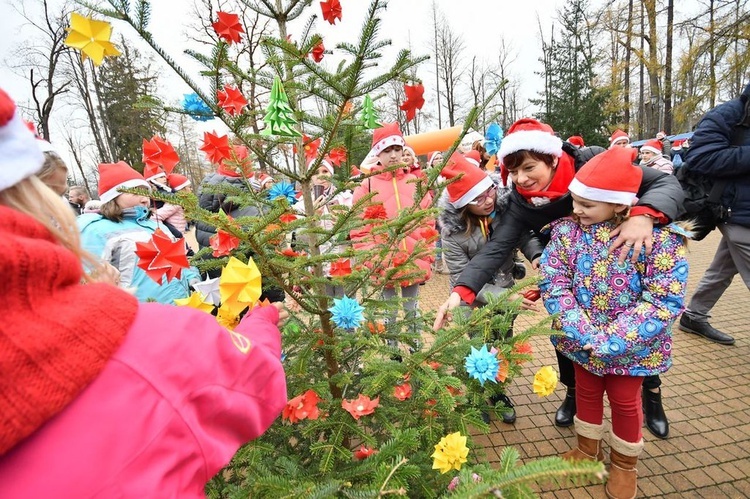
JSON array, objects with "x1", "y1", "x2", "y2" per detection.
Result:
[{"x1": 434, "y1": 119, "x2": 685, "y2": 439}]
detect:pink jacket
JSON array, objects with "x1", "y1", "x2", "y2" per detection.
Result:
[
  {"x1": 351, "y1": 166, "x2": 435, "y2": 287},
  {"x1": 0, "y1": 303, "x2": 286, "y2": 498},
  {"x1": 156, "y1": 203, "x2": 188, "y2": 233}
]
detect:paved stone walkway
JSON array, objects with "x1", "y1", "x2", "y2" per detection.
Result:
[{"x1": 420, "y1": 229, "x2": 749, "y2": 498}]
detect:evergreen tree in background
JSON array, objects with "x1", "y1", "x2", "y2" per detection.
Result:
[
  {"x1": 86, "y1": 0, "x2": 604, "y2": 495},
  {"x1": 534, "y1": 0, "x2": 615, "y2": 147},
  {"x1": 97, "y1": 39, "x2": 166, "y2": 171}
]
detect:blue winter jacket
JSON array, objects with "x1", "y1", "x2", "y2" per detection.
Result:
[
  {"x1": 78, "y1": 206, "x2": 200, "y2": 304},
  {"x1": 686, "y1": 83, "x2": 750, "y2": 227}
]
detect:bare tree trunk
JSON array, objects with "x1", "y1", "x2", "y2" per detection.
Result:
[
  {"x1": 644, "y1": 0, "x2": 660, "y2": 136},
  {"x1": 64, "y1": 134, "x2": 93, "y2": 196},
  {"x1": 624, "y1": 0, "x2": 633, "y2": 128},
  {"x1": 664, "y1": 0, "x2": 674, "y2": 133},
  {"x1": 431, "y1": 1, "x2": 442, "y2": 129},
  {"x1": 638, "y1": 1, "x2": 645, "y2": 136},
  {"x1": 67, "y1": 52, "x2": 112, "y2": 162}
]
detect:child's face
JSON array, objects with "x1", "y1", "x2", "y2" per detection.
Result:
[
  {"x1": 402, "y1": 149, "x2": 415, "y2": 166},
  {"x1": 116, "y1": 192, "x2": 150, "y2": 209},
  {"x1": 466, "y1": 186, "x2": 497, "y2": 216},
  {"x1": 377, "y1": 145, "x2": 403, "y2": 167},
  {"x1": 571, "y1": 193, "x2": 626, "y2": 225},
  {"x1": 312, "y1": 165, "x2": 331, "y2": 188},
  {"x1": 507, "y1": 156, "x2": 557, "y2": 192},
  {"x1": 639, "y1": 149, "x2": 657, "y2": 163}
]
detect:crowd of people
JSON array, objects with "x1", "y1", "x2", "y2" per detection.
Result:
[{"x1": 1, "y1": 79, "x2": 748, "y2": 499}]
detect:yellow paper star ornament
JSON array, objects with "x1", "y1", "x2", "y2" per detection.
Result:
[
  {"x1": 64, "y1": 13, "x2": 121, "y2": 66},
  {"x1": 174, "y1": 291, "x2": 215, "y2": 314},
  {"x1": 219, "y1": 256, "x2": 262, "y2": 315}
]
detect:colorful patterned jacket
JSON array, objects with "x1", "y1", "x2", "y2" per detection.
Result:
[{"x1": 539, "y1": 218, "x2": 689, "y2": 377}]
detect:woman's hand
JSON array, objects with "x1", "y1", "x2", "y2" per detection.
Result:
[
  {"x1": 609, "y1": 215, "x2": 654, "y2": 264},
  {"x1": 510, "y1": 293, "x2": 539, "y2": 312},
  {"x1": 433, "y1": 292, "x2": 462, "y2": 330}
]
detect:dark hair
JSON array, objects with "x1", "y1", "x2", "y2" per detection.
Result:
[
  {"x1": 99, "y1": 199, "x2": 125, "y2": 222},
  {"x1": 458, "y1": 188, "x2": 496, "y2": 236},
  {"x1": 502, "y1": 150, "x2": 556, "y2": 170}
]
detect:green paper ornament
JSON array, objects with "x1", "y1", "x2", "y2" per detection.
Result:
[
  {"x1": 359, "y1": 94, "x2": 380, "y2": 129},
  {"x1": 261, "y1": 76, "x2": 301, "y2": 137}
]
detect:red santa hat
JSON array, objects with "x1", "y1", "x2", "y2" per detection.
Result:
[
  {"x1": 569, "y1": 147, "x2": 642, "y2": 205},
  {"x1": 166, "y1": 173, "x2": 190, "y2": 191},
  {"x1": 640, "y1": 138, "x2": 663, "y2": 156},
  {"x1": 441, "y1": 152, "x2": 494, "y2": 209},
  {"x1": 250, "y1": 172, "x2": 274, "y2": 191},
  {"x1": 0, "y1": 88, "x2": 45, "y2": 191},
  {"x1": 498, "y1": 118, "x2": 563, "y2": 163},
  {"x1": 143, "y1": 164, "x2": 167, "y2": 181},
  {"x1": 427, "y1": 151, "x2": 442, "y2": 168},
  {"x1": 369, "y1": 122, "x2": 405, "y2": 157},
  {"x1": 609, "y1": 129, "x2": 630, "y2": 148},
  {"x1": 567, "y1": 135, "x2": 585, "y2": 148},
  {"x1": 464, "y1": 149, "x2": 481, "y2": 167},
  {"x1": 98, "y1": 161, "x2": 150, "y2": 204}
]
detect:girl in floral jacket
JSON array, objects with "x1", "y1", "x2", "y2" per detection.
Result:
[{"x1": 539, "y1": 147, "x2": 689, "y2": 499}]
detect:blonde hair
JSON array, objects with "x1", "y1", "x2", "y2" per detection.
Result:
[{"x1": 0, "y1": 175, "x2": 101, "y2": 279}]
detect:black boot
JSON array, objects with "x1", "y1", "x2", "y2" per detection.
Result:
[
  {"x1": 555, "y1": 387, "x2": 576, "y2": 427},
  {"x1": 490, "y1": 393, "x2": 517, "y2": 424},
  {"x1": 643, "y1": 388, "x2": 669, "y2": 439}
]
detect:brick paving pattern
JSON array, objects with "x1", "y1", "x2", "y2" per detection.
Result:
[{"x1": 420, "y1": 230, "x2": 750, "y2": 497}]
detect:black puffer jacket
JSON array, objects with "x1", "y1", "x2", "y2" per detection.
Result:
[
  {"x1": 455, "y1": 142, "x2": 686, "y2": 295},
  {"x1": 195, "y1": 173, "x2": 261, "y2": 248}
]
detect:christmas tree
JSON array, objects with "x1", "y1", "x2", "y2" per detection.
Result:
[{"x1": 85, "y1": 0, "x2": 604, "y2": 496}]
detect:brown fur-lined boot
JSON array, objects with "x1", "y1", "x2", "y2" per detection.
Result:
[
  {"x1": 562, "y1": 416, "x2": 605, "y2": 462},
  {"x1": 605, "y1": 434, "x2": 643, "y2": 499}
]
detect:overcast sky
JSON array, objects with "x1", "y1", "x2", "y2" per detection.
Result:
[
  {"x1": 1, "y1": 0, "x2": 563, "y2": 113},
  {"x1": 0, "y1": 0, "x2": 570, "y2": 171}
]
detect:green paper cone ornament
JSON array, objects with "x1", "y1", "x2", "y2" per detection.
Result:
[
  {"x1": 359, "y1": 94, "x2": 380, "y2": 129},
  {"x1": 261, "y1": 76, "x2": 301, "y2": 137}
]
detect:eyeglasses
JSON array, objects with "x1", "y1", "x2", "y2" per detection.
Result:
[{"x1": 467, "y1": 186, "x2": 497, "y2": 206}]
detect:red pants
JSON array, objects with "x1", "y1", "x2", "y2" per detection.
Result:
[{"x1": 574, "y1": 363, "x2": 643, "y2": 442}]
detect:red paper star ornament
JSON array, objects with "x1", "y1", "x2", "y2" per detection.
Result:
[
  {"x1": 363, "y1": 204, "x2": 387, "y2": 220},
  {"x1": 200, "y1": 131, "x2": 232, "y2": 165},
  {"x1": 329, "y1": 258, "x2": 352, "y2": 276},
  {"x1": 213, "y1": 12, "x2": 244, "y2": 44},
  {"x1": 311, "y1": 41, "x2": 325, "y2": 62},
  {"x1": 327, "y1": 146, "x2": 347, "y2": 166},
  {"x1": 302, "y1": 135, "x2": 321, "y2": 162},
  {"x1": 400, "y1": 83, "x2": 425, "y2": 122},
  {"x1": 135, "y1": 229, "x2": 190, "y2": 282},
  {"x1": 217, "y1": 85, "x2": 248, "y2": 116},
  {"x1": 210, "y1": 229, "x2": 241, "y2": 257},
  {"x1": 142, "y1": 136, "x2": 180, "y2": 173},
  {"x1": 320, "y1": 0, "x2": 342, "y2": 25}
]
